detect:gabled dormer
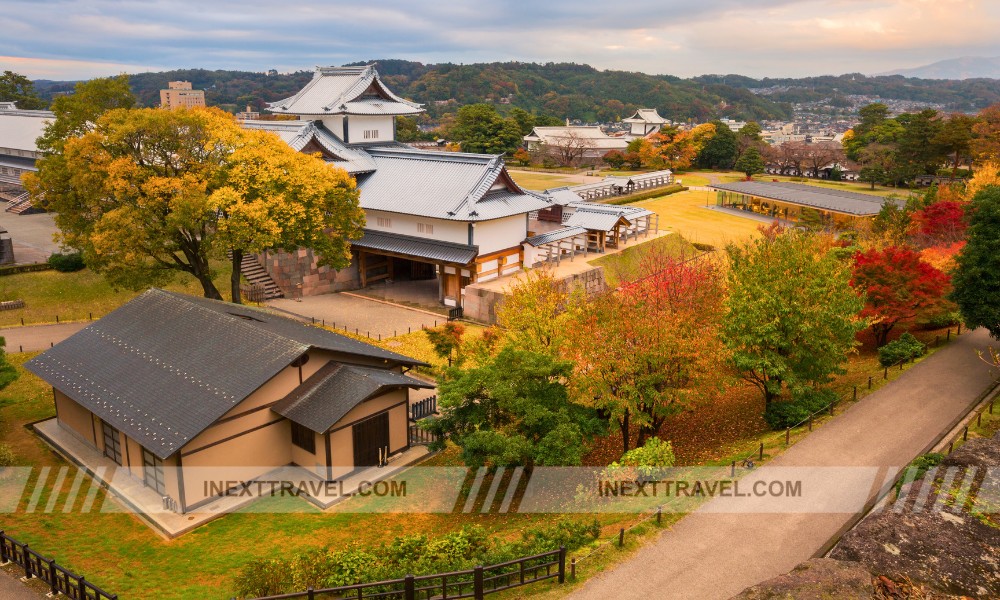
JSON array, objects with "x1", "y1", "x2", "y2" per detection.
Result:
[{"x1": 266, "y1": 65, "x2": 424, "y2": 145}]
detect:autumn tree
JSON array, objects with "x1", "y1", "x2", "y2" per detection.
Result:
[
  {"x1": 26, "y1": 107, "x2": 363, "y2": 302},
  {"x1": 972, "y1": 103, "x2": 1000, "y2": 162},
  {"x1": 951, "y1": 185, "x2": 1000, "y2": 338},
  {"x1": 909, "y1": 200, "x2": 967, "y2": 246},
  {"x1": 494, "y1": 268, "x2": 582, "y2": 354},
  {"x1": 851, "y1": 247, "x2": 950, "y2": 347},
  {"x1": 511, "y1": 148, "x2": 532, "y2": 167},
  {"x1": 565, "y1": 251, "x2": 727, "y2": 453},
  {"x1": 724, "y1": 227, "x2": 865, "y2": 405},
  {"x1": 542, "y1": 129, "x2": 596, "y2": 167},
  {"x1": 734, "y1": 146, "x2": 765, "y2": 179},
  {"x1": 425, "y1": 322, "x2": 466, "y2": 366},
  {"x1": 801, "y1": 141, "x2": 846, "y2": 178},
  {"x1": 603, "y1": 149, "x2": 626, "y2": 169},
  {"x1": 0, "y1": 70, "x2": 46, "y2": 109}
]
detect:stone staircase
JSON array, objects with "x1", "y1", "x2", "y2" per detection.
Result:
[{"x1": 238, "y1": 254, "x2": 284, "y2": 300}]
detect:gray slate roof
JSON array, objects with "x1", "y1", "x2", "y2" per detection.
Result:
[
  {"x1": 25, "y1": 289, "x2": 425, "y2": 459},
  {"x1": 0, "y1": 108, "x2": 52, "y2": 153},
  {"x1": 240, "y1": 119, "x2": 376, "y2": 174},
  {"x1": 525, "y1": 226, "x2": 588, "y2": 247},
  {"x1": 267, "y1": 65, "x2": 423, "y2": 117},
  {"x1": 353, "y1": 229, "x2": 478, "y2": 265},
  {"x1": 356, "y1": 147, "x2": 551, "y2": 221},
  {"x1": 274, "y1": 362, "x2": 432, "y2": 433},
  {"x1": 565, "y1": 210, "x2": 631, "y2": 232},
  {"x1": 711, "y1": 181, "x2": 891, "y2": 216}
]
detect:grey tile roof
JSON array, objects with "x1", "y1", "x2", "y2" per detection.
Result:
[
  {"x1": 540, "y1": 187, "x2": 584, "y2": 206},
  {"x1": 711, "y1": 181, "x2": 892, "y2": 216},
  {"x1": 353, "y1": 229, "x2": 478, "y2": 265},
  {"x1": 356, "y1": 147, "x2": 551, "y2": 221},
  {"x1": 525, "y1": 226, "x2": 588, "y2": 247},
  {"x1": 273, "y1": 362, "x2": 432, "y2": 433},
  {"x1": 25, "y1": 289, "x2": 426, "y2": 459},
  {"x1": 564, "y1": 210, "x2": 630, "y2": 232},
  {"x1": 241, "y1": 119, "x2": 376, "y2": 174},
  {"x1": 267, "y1": 65, "x2": 423, "y2": 117},
  {"x1": 0, "y1": 109, "x2": 51, "y2": 153},
  {"x1": 623, "y1": 109, "x2": 667, "y2": 124}
]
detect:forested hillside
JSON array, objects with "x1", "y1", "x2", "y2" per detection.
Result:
[
  {"x1": 32, "y1": 60, "x2": 793, "y2": 123},
  {"x1": 692, "y1": 73, "x2": 1000, "y2": 111}
]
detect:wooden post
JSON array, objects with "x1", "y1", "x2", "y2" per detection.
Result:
[
  {"x1": 947, "y1": 441, "x2": 954, "y2": 454},
  {"x1": 958, "y1": 323, "x2": 962, "y2": 335},
  {"x1": 473, "y1": 566, "x2": 485, "y2": 600},
  {"x1": 759, "y1": 442, "x2": 764, "y2": 461},
  {"x1": 307, "y1": 587, "x2": 315, "y2": 600},
  {"x1": 963, "y1": 426, "x2": 969, "y2": 441},
  {"x1": 785, "y1": 428, "x2": 790, "y2": 445},
  {"x1": 570, "y1": 558, "x2": 576, "y2": 580},
  {"x1": 558, "y1": 547, "x2": 566, "y2": 584},
  {"x1": 977, "y1": 412, "x2": 982, "y2": 427},
  {"x1": 520, "y1": 559, "x2": 525, "y2": 584},
  {"x1": 404, "y1": 575, "x2": 415, "y2": 600},
  {"x1": 884, "y1": 367, "x2": 888, "y2": 380},
  {"x1": 730, "y1": 461, "x2": 736, "y2": 477},
  {"x1": 853, "y1": 386, "x2": 857, "y2": 402},
  {"x1": 79, "y1": 577, "x2": 87, "y2": 599},
  {"x1": 0, "y1": 532, "x2": 6, "y2": 565},
  {"x1": 56, "y1": 315, "x2": 59, "y2": 323},
  {"x1": 22, "y1": 543, "x2": 31, "y2": 579},
  {"x1": 868, "y1": 376, "x2": 872, "y2": 390},
  {"x1": 990, "y1": 400, "x2": 994, "y2": 415},
  {"x1": 47, "y1": 559, "x2": 57, "y2": 596},
  {"x1": 947, "y1": 329, "x2": 952, "y2": 341},
  {"x1": 657, "y1": 506, "x2": 662, "y2": 524},
  {"x1": 828, "y1": 402, "x2": 834, "y2": 416},
  {"x1": 808, "y1": 415, "x2": 813, "y2": 431},
  {"x1": 935, "y1": 335, "x2": 940, "y2": 347},
  {"x1": 618, "y1": 528, "x2": 625, "y2": 547}
]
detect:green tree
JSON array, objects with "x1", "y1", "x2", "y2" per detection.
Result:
[
  {"x1": 0, "y1": 336, "x2": 17, "y2": 391},
  {"x1": 0, "y1": 70, "x2": 46, "y2": 109},
  {"x1": 951, "y1": 186, "x2": 1000, "y2": 338},
  {"x1": 425, "y1": 346, "x2": 603, "y2": 467},
  {"x1": 734, "y1": 146, "x2": 765, "y2": 178},
  {"x1": 26, "y1": 107, "x2": 363, "y2": 302},
  {"x1": 448, "y1": 104, "x2": 523, "y2": 155},
  {"x1": 933, "y1": 113, "x2": 976, "y2": 178},
  {"x1": 723, "y1": 227, "x2": 866, "y2": 404},
  {"x1": 696, "y1": 120, "x2": 738, "y2": 169},
  {"x1": 895, "y1": 109, "x2": 944, "y2": 181},
  {"x1": 395, "y1": 116, "x2": 432, "y2": 143}
]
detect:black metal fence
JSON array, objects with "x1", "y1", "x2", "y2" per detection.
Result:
[
  {"x1": 410, "y1": 395, "x2": 437, "y2": 421},
  {"x1": 247, "y1": 547, "x2": 565, "y2": 600},
  {"x1": 0, "y1": 531, "x2": 117, "y2": 599}
]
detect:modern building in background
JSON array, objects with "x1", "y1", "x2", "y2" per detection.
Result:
[{"x1": 160, "y1": 81, "x2": 206, "y2": 109}]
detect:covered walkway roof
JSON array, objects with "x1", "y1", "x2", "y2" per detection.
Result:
[{"x1": 711, "y1": 181, "x2": 894, "y2": 216}]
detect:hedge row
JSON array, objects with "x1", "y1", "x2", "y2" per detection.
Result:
[
  {"x1": 607, "y1": 184, "x2": 688, "y2": 205},
  {"x1": 0, "y1": 262, "x2": 52, "y2": 276}
]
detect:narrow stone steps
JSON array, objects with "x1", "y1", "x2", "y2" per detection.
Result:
[{"x1": 236, "y1": 254, "x2": 283, "y2": 299}]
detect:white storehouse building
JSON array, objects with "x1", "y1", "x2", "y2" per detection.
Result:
[{"x1": 248, "y1": 65, "x2": 665, "y2": 308}]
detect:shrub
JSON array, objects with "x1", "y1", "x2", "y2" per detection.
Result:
[
  {"x1": 47, "y1": 252, "x2": 85, "y2": 272},
  {"x1": 895, "y1": 452, "x2": 945, "y2": 495},
  {"x1": 0, "y1": 444, "x2": 17, "y2": 467},
  {"x1": 878, "y1": 332, "x2": 925, "y2": 367},
  {"x1": 764, "y1": 388, "x2": 839, "y2": 430},
  {"x1": 607, "y1": 184, "x2": 688, "y2": 205},
  {"x1": 919, "y1": 309, "x2": 961, "y2": 330},
  {"x1": 611, "y1": 437, "x2": 676, "y2": 478}
]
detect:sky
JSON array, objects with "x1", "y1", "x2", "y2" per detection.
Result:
[{"x1": 2, "y1": 0, "x2": 999, "y2": 81}]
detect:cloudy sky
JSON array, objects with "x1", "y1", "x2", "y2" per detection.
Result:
[{"x1": 2, "y1": 0, "x2": 998, "y2": 80}]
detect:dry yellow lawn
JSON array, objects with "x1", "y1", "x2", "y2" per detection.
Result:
[
  {"x1": 508, "y1": 171, "x2": 580, "y2": 191},
  {"x1": 636, "y1": 190, "x2": 762, "y2": 249}
]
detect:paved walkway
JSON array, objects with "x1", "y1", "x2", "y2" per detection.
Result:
[
  {"x1": 267, "y1": 293, "x2": 445, "y2": 339},
  {"x1": 572, "y1": 328, "x2": 999, "y2": 600},
  {"x1": 1, "y1": 322, "x2": 88, "y2": 353},
  {"x1": 0, "y1": 568, "x2": 42, "y2": 599},
  {"x1": 0, "y1": 212, "x2": 61, "y2": 265}
]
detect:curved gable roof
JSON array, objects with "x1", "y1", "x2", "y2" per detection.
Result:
[{"x1": 267, "y1": 65, "x2": 423, "y2": 117}]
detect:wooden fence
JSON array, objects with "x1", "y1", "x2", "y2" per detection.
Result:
[
  {"x1": 246, "y1": 547, "x2": 565, "y2": 600},
  {"x1": 0, "y1": 531, "x2": 117, "y2": 599}
]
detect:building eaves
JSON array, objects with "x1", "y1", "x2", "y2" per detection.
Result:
[{"x1": 352, "y1": 229, "x2": 478, "y2": 265}]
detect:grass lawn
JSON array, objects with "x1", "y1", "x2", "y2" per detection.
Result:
[
  {"x1": 693, "y1": 170, "x2": 914, "y2": 199},
  {"x1": 587, "y1": 233, "x2": 698, "y2": 287},
  {"x1": 0, "y1": 262, "x2": 235, "y2": 327},
  {"x1": 508, "y1": 171, "x2": 581, "y2": 191},
  {"x1": 671, "y1": 173, "x2": 710, "y2": 187},
  {"x1": 633, "y1": 189, "x2": 762, "y2": 249}
]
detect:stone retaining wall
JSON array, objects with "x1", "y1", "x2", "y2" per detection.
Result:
[{"x1": 258, "y1": 248, "x2": 359, "y2": 298}]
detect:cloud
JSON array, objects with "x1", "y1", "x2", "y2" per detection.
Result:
[{"x1": 1, "y1": 0, "x2": 999, "y2": 79}]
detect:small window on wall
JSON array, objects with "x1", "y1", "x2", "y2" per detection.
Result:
[
  {"x1": 417, "y1": 222, "x2": 434, "y2": 234},
  {"x1": 363, "y1": 130, "x2": 380, "y2": 140},
  {"x1": 376, "y1": 217, "x2": 392, "y2": 228},
  {"x1": 291, "y1": 422, "x2": 316, "y2": 454}
]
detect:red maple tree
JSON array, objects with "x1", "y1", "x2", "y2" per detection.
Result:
[
  {"x1": 851, "y1": 246, "x2": 950, "y2": 346},
  {"x1": 909, "y1": 200, "x2": 967, "y2": 246}
]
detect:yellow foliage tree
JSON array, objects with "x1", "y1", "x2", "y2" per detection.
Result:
[{"x1": 25, "y1": 107, "x2": 364, "y2": 302}]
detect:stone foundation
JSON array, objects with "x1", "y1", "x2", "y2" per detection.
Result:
[
  {"x1": 258, "y1": 248, "x2": 360, "y2": 298},
  {"x1": 463, "y1": 265, "x2": 607, "y2": 324},
  {"x1": 0, "y1": 237, "x2": 13, "y2": 265}
]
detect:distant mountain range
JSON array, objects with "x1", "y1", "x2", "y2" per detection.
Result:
[{"x1": 879, "y1": 57, "x2": 1000, "y2": 80}]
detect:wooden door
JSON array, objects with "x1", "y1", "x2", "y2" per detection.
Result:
[
  {"x1": 444, "y1": 272, "x2": 460, "y2": 300},
  {"x1": 352, "y1": 412, "x2": 390, "y2": 467}
]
